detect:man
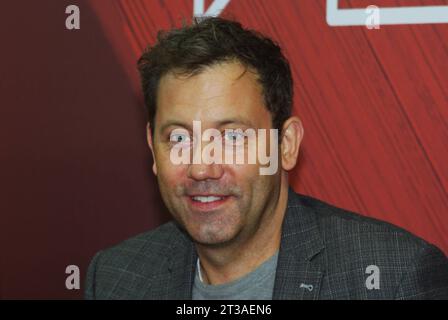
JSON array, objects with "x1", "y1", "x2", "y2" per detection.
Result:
[{"x1": 85, "y1": 17, "x2": 448, "y2": 299}]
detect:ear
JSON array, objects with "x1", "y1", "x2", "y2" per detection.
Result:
[
  {"x1": 280, "y1": 116, "x2": 304, "y2": 171},
  {"x1": 146, "y1": 123, "x2": 158, "y2": 176}
]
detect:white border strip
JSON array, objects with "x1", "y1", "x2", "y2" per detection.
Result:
[
  {"x1": 194, "y1": 0, "x2": 231, "y2": 17},
  {"x1": 327, "y1": 0, "x2": 448, "y2": 26}
]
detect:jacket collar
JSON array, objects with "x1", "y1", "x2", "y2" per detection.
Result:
[
  {"x1": 159, "y1": 225, "x2": 197, "y2": 299},
  {"x1": 160, "y1": 187, "x2": 326, "y2": 300},
  {"x1": 272, "y1": 188, "x2": 326, "y2": 299}
]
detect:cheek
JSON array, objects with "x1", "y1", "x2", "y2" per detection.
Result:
[
  {"x1": 158, "y1": 164, "x2": 186, "y2": 186},
  {"x1": 228, "y1": 163, "x2": 260, "y2": 185},
  {"x1": 230, "y1": 162, "x2": 280, "y2": 195},
  {"x1": 154, "y1": 151, "x2": 187, "y2": 186}
]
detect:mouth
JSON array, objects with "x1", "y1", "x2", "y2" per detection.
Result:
[{"x1": 187, "y1": 195, "x2": 231, "y2": 211}]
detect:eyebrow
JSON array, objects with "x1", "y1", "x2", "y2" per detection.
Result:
[
  {"x1": 159, "y1": 118, "x2": 257, "y2": 133},
  {"x1": 159, "y1": 120, "x2": 191, "y2": 133}
]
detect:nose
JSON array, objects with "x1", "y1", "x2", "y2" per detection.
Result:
[
  {"x1": 187, "y1": 162, "x2": 224, "y2": 181},
  {"x1": 186, "y1": 137, "x2": 225, "y2": 181}
]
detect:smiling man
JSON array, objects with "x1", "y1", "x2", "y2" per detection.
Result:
[{"x1": 85, "y1": 17, "x2": 448, "y2": 300}]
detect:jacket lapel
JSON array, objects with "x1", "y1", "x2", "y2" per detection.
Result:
[
  {"x1": 142, "y1": 225, "x2": 197, "y2": 299},
  {"x1": 165, "y1": 239, "x2": 197, "y2": 299},
  {"x1": 273, "y1": 188, "x2": 326, "y2": 300}
]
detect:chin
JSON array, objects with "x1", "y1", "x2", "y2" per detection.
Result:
[{"x1": 188, "y1": 224, "x2": 239, "y2": 246}]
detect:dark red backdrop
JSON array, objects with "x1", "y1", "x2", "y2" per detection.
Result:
[{"x1": 1, "y1": 0, "x2": 447, "y2": 299}]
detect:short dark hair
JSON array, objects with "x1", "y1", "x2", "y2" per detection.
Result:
[{"x1": 137, "y1": 17, "x2": 293, "y2": 134}]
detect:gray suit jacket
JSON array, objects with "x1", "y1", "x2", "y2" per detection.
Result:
[{"x1": 85, "y1": 188, "x2": 448, "y2": 299}]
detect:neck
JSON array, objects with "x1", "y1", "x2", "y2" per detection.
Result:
[{"x1": 195, "y1": 183, "x2": 289, "y2": 285}]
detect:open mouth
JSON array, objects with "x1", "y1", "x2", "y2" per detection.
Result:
[
  {"x1": 187, "y1": 195, "x2": 230, "y2": 211},
  {"x1": 191, "y1": 196, "x2": 225, "y2": 203}
]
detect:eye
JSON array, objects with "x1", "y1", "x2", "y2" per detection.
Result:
[
  {"x1": 224, "y1": 130, "x2": 245, "y2": 145},
  {"x1": 170, "y1": 131, "x2": 191, "y2": 144}
]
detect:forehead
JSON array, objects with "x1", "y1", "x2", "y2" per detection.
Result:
[{"x1": 155, "y1": 61, "x2": 272, "y2": 129}]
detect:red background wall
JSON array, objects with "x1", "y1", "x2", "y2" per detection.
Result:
[{"x1": 1, "y1": 0, "x2": 447, "y2": 299}]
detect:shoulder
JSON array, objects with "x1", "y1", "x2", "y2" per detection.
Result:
[
  {"x1": 296, "y1": 192, "x2": 436, "y2": 253},
  {"x1": 95, "y1": 221, "x2": 183, "y2": 266},
  {"x1": 84, "y1": 221, "x2": 187, "y2": 299},
  {"x1": 294, "y1": 192, "x2": 448, "y2": 299}
]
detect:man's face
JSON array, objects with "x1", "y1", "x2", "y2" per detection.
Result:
[{"x1": 149, "y1": 61, "x2": 282, "y2": 246}]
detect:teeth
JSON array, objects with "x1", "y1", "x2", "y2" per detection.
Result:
[{"x1": 192, "y1": 196, "x2": 223, "y2": 203}]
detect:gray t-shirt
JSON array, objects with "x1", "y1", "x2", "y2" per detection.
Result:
[{"x1": 192, "y1": 251, "x2": 279, "y2": 300}]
